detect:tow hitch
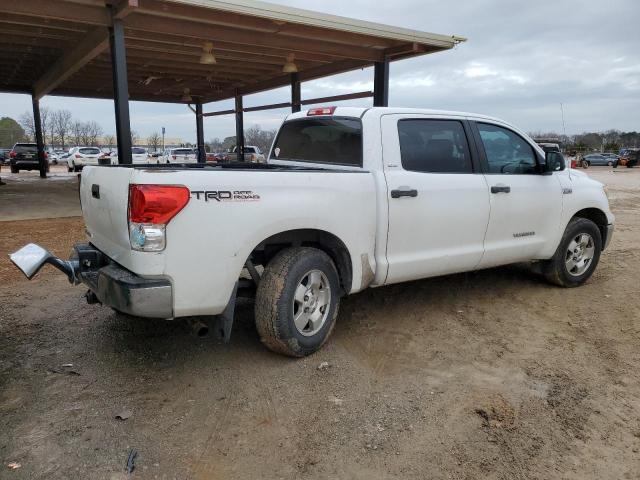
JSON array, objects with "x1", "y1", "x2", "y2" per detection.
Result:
[{"x1": 9, "y1": 243, "x2": 80, "y2": 284}]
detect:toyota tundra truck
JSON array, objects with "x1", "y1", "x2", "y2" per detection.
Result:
[{"x1": 10, "y1": 107, "x2": 614, "y2": 357}]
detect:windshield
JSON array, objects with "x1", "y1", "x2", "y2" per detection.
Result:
[
  {"x1": 79, "y1": 148, "x2": 101, "y2": 155},
  {"x1": 271, "y1": 117, "x2": 362, "y2": 166}
]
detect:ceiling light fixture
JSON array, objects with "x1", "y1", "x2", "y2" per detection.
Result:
[
  {"x1": 199, "y1": 41, "x2": 217, "y2": 65},
  {"x1": 282, "y1": 53, "x2": 298, "y2": 73},
  {"x1": 181, "y1": 88, "x2": 193, "y2": 103}
]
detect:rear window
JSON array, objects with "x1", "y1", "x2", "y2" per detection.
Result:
[
  {"x1": 172, "y1": 149, "x2": 194, "y2": 155},
  {"x1": 132, "y1": 148, "x2": 147, "y2": 154},
  {"x1": 271, "y1": 118, "x2": 362, "y2": 166},
  {"x1": 13, "y1": 143, "x2": 37, "y2": 153},
  {"x1": 79, "y1": 147, "x2": 101, "y2": 155}
]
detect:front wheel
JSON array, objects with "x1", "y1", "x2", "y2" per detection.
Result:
[
  {"x1": 255, "y1": 247, "x2": 340, "y2": 357},
  {"x1": 542, "y1": 218, "x2": 602, "y2": 287},
  {"x1": 581, "y1": 160, "x2": 590, "y2": 168},
  {"x1": 10, "y1": 165, "x2": 19, "y2": 173}
]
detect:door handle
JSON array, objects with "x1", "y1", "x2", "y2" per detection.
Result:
[
  {"x1": 391, "y1": 187, "x2": 418, "y2": 198},
  {"x1": 491, "y1": 185, "x2": 511, "y2": 194}
]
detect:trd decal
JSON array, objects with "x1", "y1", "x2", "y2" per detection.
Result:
[{"x1": 191, "y1": 190, "x2": 260, "y2": 202}]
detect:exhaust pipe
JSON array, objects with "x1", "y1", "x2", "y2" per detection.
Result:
[
  {"x1": 186, "y1": 317, "x2": 209, "y2": 337},
  {"x1": 9, "y1": 243, "x2": 79, "y2": 284}
]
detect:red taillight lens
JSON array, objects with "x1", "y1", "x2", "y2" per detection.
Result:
[
  {"x1": 128, "y1": 184, "x2": 190, "y2": 224},
  {"x1": 44, "y1": 152, "x2": 48, "y2": 159},
  {"x1": 75, "y1": 154, "x2": 82, "y2": 158},
  {"x1": 172, "y1": 155, "x2": 177, "y2": 160},
  {"x1": 307, "y1": 106, "x2": 336, "y2": 116},
  {"x1": 9, "y1": 150, "x2": 16, "y2": 158}
]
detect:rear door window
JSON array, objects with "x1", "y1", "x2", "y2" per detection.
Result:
[
  {"x1": 271, "y1": 117, "x2": 362, "y2": 166},
  {"x1": 398, "y1": 119, "x2": 473, "y2": 173}
]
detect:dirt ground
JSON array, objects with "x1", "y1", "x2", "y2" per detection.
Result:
[{"x1": 1, "y1": 167, "x2": 639, "y2": 479}]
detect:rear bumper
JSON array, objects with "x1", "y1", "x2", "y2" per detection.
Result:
[
  {"x1": 11, "y1": 159, "x2": 41, "y2": 168},
  {"x1": 74, "y1": 244, "x2": 173, "y2": 319}
]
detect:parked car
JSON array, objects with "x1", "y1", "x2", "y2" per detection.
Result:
[
  {"x1": 618, "y1": 149, "x2": 639, "y2": 168},
  {"x1": 10, "y1": 107, "x2": 615, "y2": 357},
  {"x1": 132, "y1": 147, "x2": 150, "y2": 164},
  {"x1": 161, "y1": 147, "x2": 197, "y2": 164},
  {"x1": 581, "y1": 153, "x2": 618, "y2": 168},
  {"x1": 66, "y1": 146, "x2": 102, "y2": 172},
  {"x1": 228, "y1": 145, "x2": 266, "y2": 162},
  {"x1": 9, "y1": 143, "x2": 49, "y2": 173},
  {"x1": 0, "y1": 148, "x2": 11, "y2": 164}
]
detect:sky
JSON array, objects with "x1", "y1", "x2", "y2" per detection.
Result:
[{"x1": 1, "y1": 0, "x2": 638, "y2": 143}]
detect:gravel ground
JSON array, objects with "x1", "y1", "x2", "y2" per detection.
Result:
[{"x1": 0, "y1": 167, "x2": 639, "y2": 479}]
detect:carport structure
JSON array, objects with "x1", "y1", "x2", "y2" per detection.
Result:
[{"x1": 0, "y1": 0, "x2": 465, "y2": 176}]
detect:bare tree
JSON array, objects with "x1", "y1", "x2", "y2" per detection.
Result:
[
  {"x1": 103, "y1": 134, "x2": 116, "y2": 148},
  {"x1": 52, "y1": 110, "x2": 72, "y2": 149},
  {"x1": 86, "y1": 121, "x2": 103, "y2": 146},
  {"x1": 131, "y1": 129, "x2": 139, "y2": 146},
  {"x1": 244, "y1": 125, "x2": 277, "y2": 153},
  {"x1": 147, "y1": 132, "x2": 162, "y2": 152},
  {"x1": 19, "y1": 111, "x2": 35, "y2": 141},
  {"x1": 71, "y1": 120, "x2": 84, "y2": 146},
  {"x1": 40, "y1": 106, "x2": 51, "y2": 147}
]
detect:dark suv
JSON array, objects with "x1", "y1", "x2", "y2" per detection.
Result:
[{"x1": 9, "y1": 143, "x2": 49, "y2": 173}]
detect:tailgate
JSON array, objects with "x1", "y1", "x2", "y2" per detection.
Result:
[{"x1": 80, "y1": 166, "x2": 134, "y2": 266}]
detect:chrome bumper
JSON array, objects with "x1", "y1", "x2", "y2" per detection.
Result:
[{"x1": 603, "y1": 224, "x2": 614, "y2": 250}]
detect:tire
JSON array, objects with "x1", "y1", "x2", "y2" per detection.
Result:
[
  {"x1": 542, "y1": 218, "x2": 602, "y2": 287},
  {"x1": 68, "y1": 166, "x2": 73, "y2": 172},
  {"x1": 10, "y1": 165, "x2": 19, "y2": 174},
  {"x1": 581, "y1": 160, "x2": 590, "y2": 169},
  {"x1": 255, "y1": 247, "x2": 340, "y2": 357}
]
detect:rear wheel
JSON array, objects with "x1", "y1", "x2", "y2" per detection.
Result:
[
  {"x1": 10, "y1": 165, "x2": 18, "y2": 173},
  {"x1": 581, "y1": 160, "x2": 590, "y2": 168},
  {"x1": 542, "y1": 218, "x2": 602, "y2": 287},
  {"x1": 255, "y1": 247, "x2": 340, "y2": 357}
]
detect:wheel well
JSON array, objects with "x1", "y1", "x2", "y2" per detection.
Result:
[
  {"x1": 249, "y1": 229, "x2": 352, "y2": 295},
  {"x1": 572, "y1": 208, "x2": 608, "y2": 241}
]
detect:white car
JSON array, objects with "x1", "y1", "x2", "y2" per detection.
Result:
[
  {"x1": 230, "y1": 145, "x2": 266, "y2": 162},
  {"x1": 161, "y1": 148, "x2": 197, "y2": 164},
  {"x1": 132, "y1": 147, "x2": 150, "y2": 164},
  {"x1": 11, "y1": 107, "x2": 614, "y2": 358},
  {"x1": 66, "y1": 146, "x2": 102, "y2": 172}
]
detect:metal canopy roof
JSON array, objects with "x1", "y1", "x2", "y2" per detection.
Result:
[{"x1": 0, "y1": 0, "x2": 465, "y2": 104}]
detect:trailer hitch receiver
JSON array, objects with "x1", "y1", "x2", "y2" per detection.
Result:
[{"x1": 9, "y1": 243, "x2": 80, "y2": 284}]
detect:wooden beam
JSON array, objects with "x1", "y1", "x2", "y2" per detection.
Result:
[
  {"x1": 202, "y1": 108, "x2": 237, "y2": 118},
  {"x1": 123, "y1": 13, "x2": 384, "y2": 62},
  {"x1": 301, "y1": 91, "x2": 373, "y2": 106},
  {"x1": 33, "y1": 26, "x2": 109, "y2": 99},
  {"x1": 32, "y1": 0, "x2": 137, "y2": 99},
  {"x1": 0, "y1": 0, "x2": 109, "y2": 25}
]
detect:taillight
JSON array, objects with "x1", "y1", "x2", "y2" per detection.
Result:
[
  {"x1": 9, "y1": 150, "x2": 16, "y2": 158},
  {"x1": 172, "y1": 155, "x2": 177, "y2": 160},
  {"x1": 75, "y1": 154, "x2": 82, "y2": 158},
  {"x1": 307, "y1": 106, "x2": 336, "y2": 116},
  {"x1": 128, "y1": 184, "x2": 190, "y2": 252},
  {"x1": 44, "y1": 152, "x2": 48, "y2": 159}
]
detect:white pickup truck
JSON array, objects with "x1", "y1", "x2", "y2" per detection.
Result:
[{"x1": 10, "y1": 107, "x2": 614, "y2": 357}]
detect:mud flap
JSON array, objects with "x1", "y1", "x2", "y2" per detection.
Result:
[{"x1": 214, "y1": 282, "x2": 238, "y2": 343}]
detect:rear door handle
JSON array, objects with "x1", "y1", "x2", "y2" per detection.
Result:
[
  {"x1": 491, "y1": 185, "x2": 511, "y2": 194},
  {"x1": 391, "y1": 187, "x2": 418, "y2": 198}
]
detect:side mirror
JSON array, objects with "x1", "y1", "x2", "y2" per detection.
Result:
[{"x1": 544, "y1": 151, "x2": 565, "y2": 173}]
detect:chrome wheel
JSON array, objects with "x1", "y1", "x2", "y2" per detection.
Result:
[
  {"x1": 292, "y1": 269, "x2": 331, "y2": 336},
  {"x1": 565, "y1": 233, "x2": 595, "y2": 276}
]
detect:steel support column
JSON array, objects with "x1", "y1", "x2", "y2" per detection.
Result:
[
  {"x1": 291, "y1": 72, "x2": 301, "y2": 113},
  {"x1": 32, "y1": 96, "x2": 46, "y2": 178},
  {"x1": 196, "y1": 103, "x2": 205, "y2": 163},
  {"x1": 373, "y1": 60, "x2": 389, "y2": 107},
  {"x1": 109, "y1": 7, "x2": 132, "y2": 164},
  {"x1": 235, "y1": 93, "x2": 244, "y2": 161}
]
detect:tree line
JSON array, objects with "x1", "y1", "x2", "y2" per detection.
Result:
[{"x1": 530, "y1": 129, "x2": 640, "y2": 152}]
